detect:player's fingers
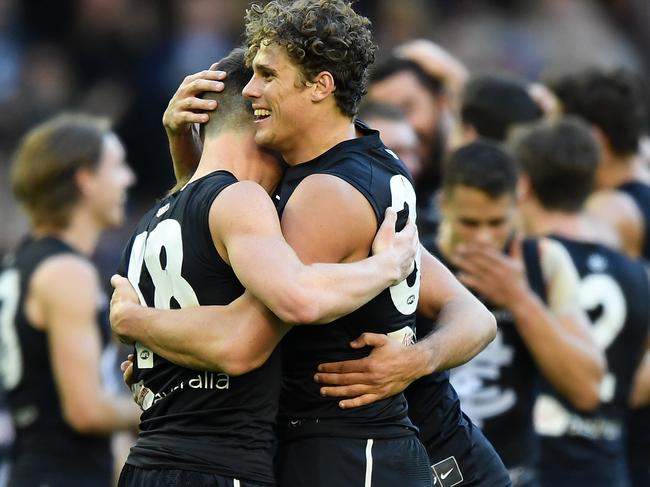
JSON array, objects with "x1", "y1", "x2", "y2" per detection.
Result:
[
  {"x1": 314, "y1": 372, "x2": 370, "y2": 386},
  {"x1": 349, "y1": 332, "x2": 388, "y2": 349},
  {"x1": 122, "y1": 363, "x2": 134, "y2": 386},
  {"x1": 316, "y1": 359, "x2": 370, "y2": 374},
  {"x1": 110, "y1": 274, "x2": 127, "y2": 290},
  {"x1": 182, "y1": 79, "x2": 225, "y2": 97},
  {"x1": 319, "y1": 384, "x2": 374, "y2": 397},
  {"x1": 338, "y1": 394, "x2": 382, "y2": 410},
  {"x1": 177, "y1": 96, "x2": 218, "y2": 113},
  {"x1": 176, "y1": 113, "x2": 210, "y2": 125},
  {"x1": 181, "y1": 69, "x2": 226, "y2": 87},
  {"x1": 120, "y1": 360, "x2": 131, "y2": 373}
]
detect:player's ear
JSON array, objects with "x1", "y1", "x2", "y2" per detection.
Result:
[
  {"x1": 311, "y1": 71, "x2": 336, "y2": 102},
  {"x1": 75, "y1": 167, "x2": 96, "y2": 198}
]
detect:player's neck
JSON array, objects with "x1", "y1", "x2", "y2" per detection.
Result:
[
  {"x1": 34, "y1": 209, "x2": 101, "y2": 256},
  {"x1": 194, "y1": 132, "x2": 283, "y2": 194},
  {"x1": 596, "y1": 152, "x2": 643, "y2": 189},
  {"x1": 282, "y1": 114, "x2": 357, "y2": 166},
  {"x1": 523, "y1": 203, "x2": 598, "y2": 243}
]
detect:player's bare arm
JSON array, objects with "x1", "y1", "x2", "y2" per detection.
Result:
[
  {"x1": 110, "y1": 184, "x2": 417, "y2": 373},
  {"x1": 163, "y1": 67, "x2": 227, "y2": 185},
  {"x1": 33, "y1": 255, "x2": 140, "y2": 433},
  {"x1": 315, "y1": 245, "x2": 496, "y2": 409},
  {"x1": 455, "y1": 238, "x2": 604, "y2": 411}
]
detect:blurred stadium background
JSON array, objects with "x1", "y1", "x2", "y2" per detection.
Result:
[{"x1": 0, "y1": 0, "x2": 649, "y2": 481}]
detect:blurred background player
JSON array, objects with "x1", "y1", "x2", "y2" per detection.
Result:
[
  {"x1": 512, "y1": 116, "x2": 650, "y2": 487},
  {"x1": 357, "y1": 101, "x2": 422, "y2": 181},
  {"x1": 0, "y1": 114, "x2": 140, "y2": 486},
  {"x1": 440, "y1": 140, "x2": 604, "y2": 486},
  {"x1": 457, "y1": 74, "x2": 543, "y2": 146},
  {"x1": 548, "y1": 68, "x2": 650, "y2": 486}
]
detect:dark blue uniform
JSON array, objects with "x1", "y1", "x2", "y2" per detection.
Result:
[
  {"x1": 275, "y1": 121, "x2": 433, "y2": 487},
  {"x1": 534, "y1": 236, "x2": 650, "y2": 487},
  {"x1": 444, "y1": 239, "x2": 548, "y2": 487},
  {"x1": 119, "y1": 171, "x2": 280, "y2": 487},
  {"x1": 0, "y1": 237, "x2": 113, "y2": 487},
  {"x1": 618, "y1": 181, "x2": 650, "y2": 487}
]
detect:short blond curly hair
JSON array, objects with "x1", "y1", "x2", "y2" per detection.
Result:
[{"x1": 245, "y1": 0, "x2": 376, "y2": 117}]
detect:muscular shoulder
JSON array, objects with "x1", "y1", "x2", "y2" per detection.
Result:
[
  {"x1": 281, "y1": 173, "x2": 377, "y2": 263},
  {"x1": 30, "y1": 254, "x2": 99, "y2": 320}
]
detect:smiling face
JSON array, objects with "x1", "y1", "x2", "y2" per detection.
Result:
[
  {"x1": 242, "y1": 42, "x2": 313, "y2": 156},
  {"x1": 441, "y1": 185, "x2": 516, "y2": 254}
]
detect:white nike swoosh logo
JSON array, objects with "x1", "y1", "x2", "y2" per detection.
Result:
[{"x1": 441, "y1": 468, "x2": 453, "y2": 479}]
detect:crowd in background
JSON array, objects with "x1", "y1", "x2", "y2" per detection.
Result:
[{"x1": 1, "y1": 0, "x2": 650, "y2": 486}]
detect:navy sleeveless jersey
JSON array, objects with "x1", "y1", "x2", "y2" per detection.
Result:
[
  {"x1": 444, "y1": 239, "x2": 546, "y2": 470},
  {"x1": 534, "y1": 236, "x2": 650, "y2": 486},
  {"x1": 120, "y1": 171, "x2": 280, "y2": 485},
  {"x1": 618, "y1": 180, "x2": 650, "y2": 475},
  {"x1": 276, "y1": 120, "x2": 420, "y2": 439},
  {"x1": 0, "y1": 237, "x2": 112, "y2": 482}
]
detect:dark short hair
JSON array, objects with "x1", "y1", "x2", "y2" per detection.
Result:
[
  {"x1": 202, "y1": 48, "x2": 254, "y2": 137},
  {"x1": 547, "y1": 68, "x2": 648, "y2": 156},
  {"x1": 511, "y1": 116, "x2": 600, "y2": 211},
  {"x1": 461, "y1": 74, "x2": 542, "y2": 141},
  {"x1": 443, "y1": 139, "x2": 518, "y2": 199},
  {"x1": 11, "y1": 113, "x2": 110, "y2": 229},
  {"x1": 369, "y1": 56, "x2": 443, "y2": 98},
  {"x1": 244, "y1": 0, "x2": 376, "y2": 117}
]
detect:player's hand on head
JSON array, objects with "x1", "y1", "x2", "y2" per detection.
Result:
[
  {"x1": 372, "y1": 208, "x2": 418, "y2": 285},
  {"x1": 314, "y1": 332, "x2": 419, "y2": 409},
  {"x1": 109, "y1": 274, "x2": 140, "y2": 344},
  {"x1": 163, "y1": 67, "x2": 227, "y2": 135}
]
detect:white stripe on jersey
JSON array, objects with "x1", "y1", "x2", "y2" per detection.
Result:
[{"x1": 365, "y1": 439, "x2": 374, "y2": 487}]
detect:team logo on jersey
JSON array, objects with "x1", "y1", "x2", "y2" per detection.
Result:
[
  {"x1": 432, "y1": 456, "x2": 463, "y2": 487},
  {"x1": 587, "y1": 253, "x2": 608, "y2": 272},
  {"x1": 387, "y1": 326, "x2": 415, "y2": 346}
]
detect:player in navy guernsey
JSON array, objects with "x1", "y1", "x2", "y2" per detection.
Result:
[
  {"x1": 510, "y1": 117, "x2": 650, "y2": 487},
  {"x1": 112, "y1": 48, "x2": 425, "y2": 487},
  {"x1": 113, "y1": 3, "x2": 497, "y2": 486},
  {"x1": 432, "y1": 141, "x2": 602, "y2": 486},
  {"x1": 549, "y1": 69, "x2": 650, "y2": 487},
  {"x1": 0, "y1": 114, "x2": 139, "y2": 486}
]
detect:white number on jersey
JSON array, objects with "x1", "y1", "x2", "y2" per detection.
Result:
[
  {"x1": 388, "y1": 175, "x2": 421, "y2": 315},
  {"x1": 126, "y1": 219, "x2": 200, "y2": 368},
  {"x1": 0, "y1": 269, "x2": 22, "y2": 390},
  {"x1": 579, "y1": 273, "x2": 627, "y2": 402}
]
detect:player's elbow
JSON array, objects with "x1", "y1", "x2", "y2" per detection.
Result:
[
  {"x1": 272, "y1": 290, "x2": 321, "y2": 325},
  {"x1": 480, "y1": 308, "x2": 498, "y2": 346}
]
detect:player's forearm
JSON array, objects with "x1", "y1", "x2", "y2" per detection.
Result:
[
  {"x1": 66, "y1": 392, "x2": 140, "y2": 434},
  {"x1": 296, "y1": 253, "x2": 404, "y2": 325},
  {"x1": 511, "y1": 294, "x2": 604, "y2": 411},
  {"x1": 120, "y1": 301, "x2": 285, "y2": 375},
  {"x1": 414, "y1": 293, "x2": 496, "y2": 375},
  {"x1": 167, "y1": 124, "x2": 202, "y2": 184}
]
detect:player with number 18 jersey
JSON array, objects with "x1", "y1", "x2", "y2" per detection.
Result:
[{"x1": 119, "y1": 171, "x2": 280, "y2": 486}]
